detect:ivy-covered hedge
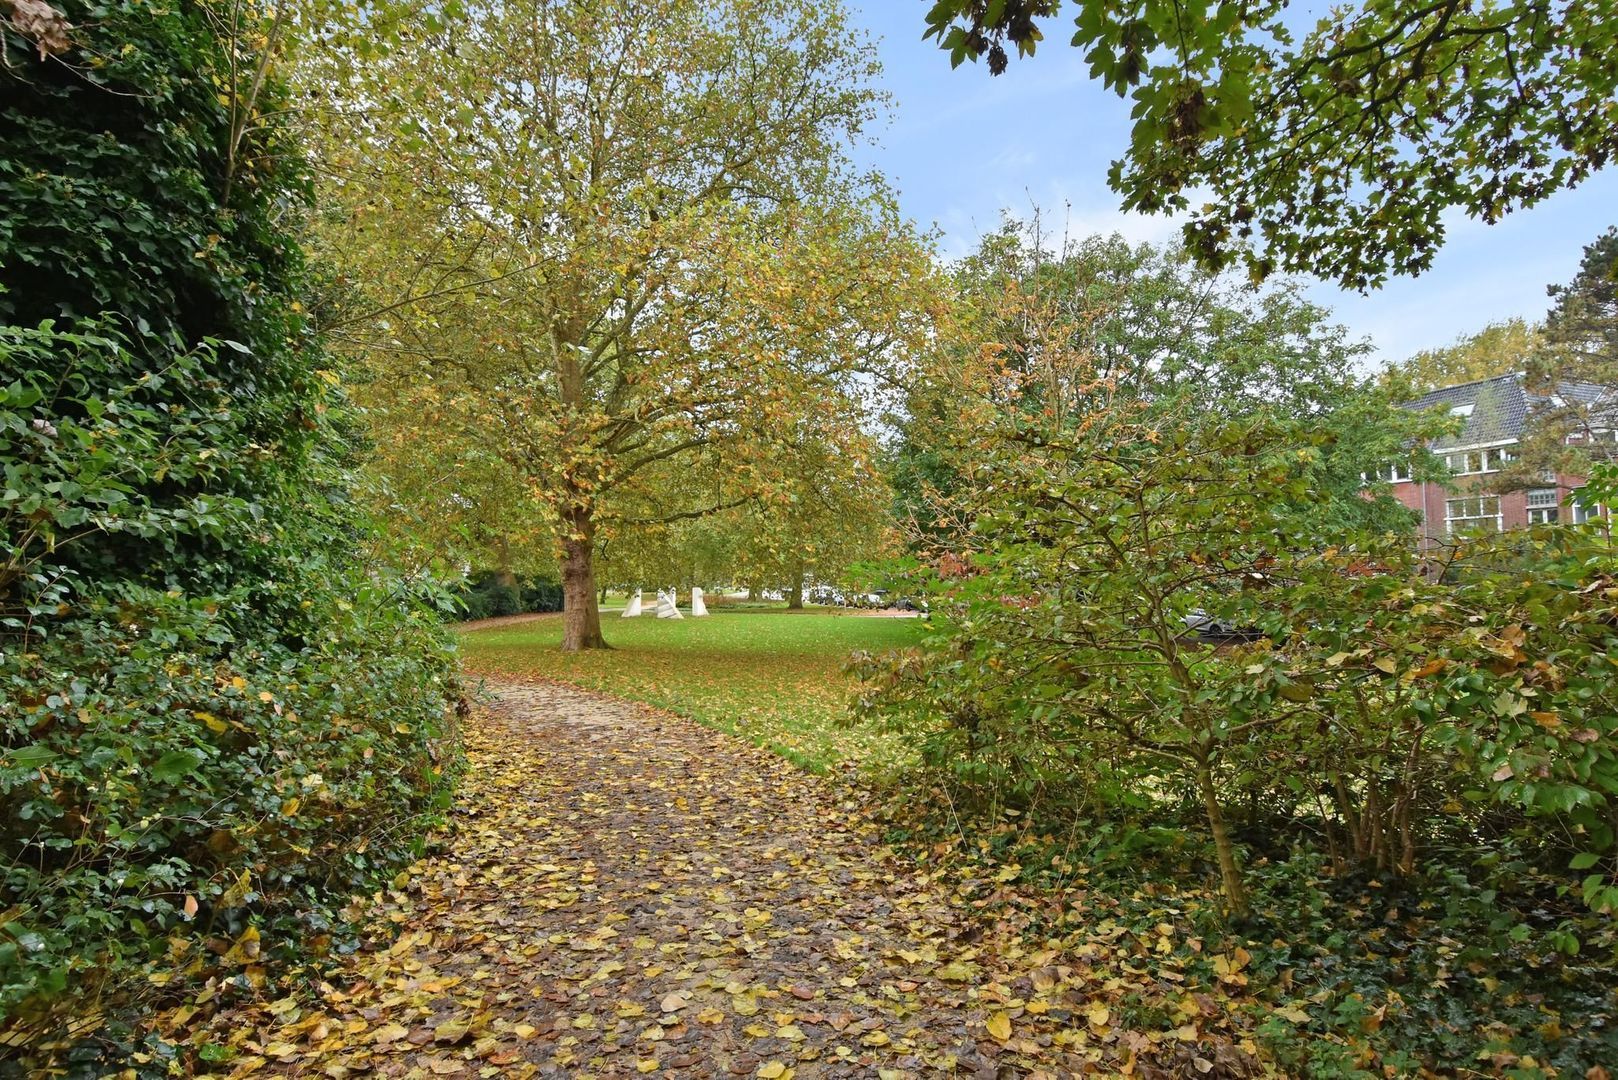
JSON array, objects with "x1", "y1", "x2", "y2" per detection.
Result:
[{"x1": 1, "y1": 1, "x2": 460, "y2": 1066}]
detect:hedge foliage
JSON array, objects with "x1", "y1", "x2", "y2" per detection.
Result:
[
  {"x1": 452, "y1": 571, "x2": 564, "y2": 621},
  {"x1": 1, "y1": 1, "x2": 460, "y2": 1066}
]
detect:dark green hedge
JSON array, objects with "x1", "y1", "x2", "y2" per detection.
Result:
[
  {"x1": 453, "y1": 571, "x2": 564, "y2": 620},
  {"x1": 1, "y1": 1, "x2": 460, "y2": 1068}
]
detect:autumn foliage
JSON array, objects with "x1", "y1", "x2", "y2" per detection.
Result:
[
  {"x1": 1, "y1": 2, "x2": 458, "y2": 1064},
  {"x1": 858, "y1": 228, "x2": 1618, "y2": 1072}
]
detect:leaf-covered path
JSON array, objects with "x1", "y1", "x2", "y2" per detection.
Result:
[{"x1": 218, "y1": 681, "x2": 1258, "y2": 1078}]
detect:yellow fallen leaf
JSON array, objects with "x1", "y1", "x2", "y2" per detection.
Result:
[
  {"x1": 221, "y1": 925, "x2": 260, "y2": 965},
  {"x1": 985, "y1": 1012, "x2": 1012, "y2": 1042},
  {"x1": 433, "y1": 1019, "x2": 470, "y2": 1043},
  {"x1": 371, "y1": 1022, "x2": 409, "y2": 1043},
  {"x1": 194, "y1": 711, "x2": 229, "y2": 734},
  {"x1": 1087, "y1": 1003, "x2": 1111, "y2": 1029},
  {"x1": 695, "y1": 1007, "x2": 725, "y2": 1025},
  {"x1": 636, "y1": 1060, "x2": 659, "y2": 1074},
  {"x1": 757, "y1": 1063, "x2": 789, "y2": 1079}
]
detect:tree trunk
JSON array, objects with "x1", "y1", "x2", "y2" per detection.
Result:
[
  {"x1": 747, "y1": 584, "x2": 760, "y2": 601},
  {"x1": 493, "y1": 536, "x2": 517, "y2": 589},
  {"x1": 1330, "y1": 770, "x2": 1361, "y2": 850},
  {"x1": 560, "y1": 506, "x2": 608, "y2": 651},
  {"x1": 788, "y1": 567, "x2": 805, "y2": 610},
  {"x1": 1393, "y1": 722, "x2": 1428, "y2": 877},
  {"x1": 1196, "y1": 760, "x2": 1248, "y2": 917}
]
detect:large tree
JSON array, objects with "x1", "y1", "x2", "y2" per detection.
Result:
[
  {"x1": 896, "y1": 220, "x2": 1431, "y2": 543},
  {"x1": 311, "y1": 0, "x2": 936, "y2": 649},
  {"x1": 921, "y1": 1, "x2": 1618, "y2": 289},
  {"x1": 1386, "y1": 318, "x2": 1541, "y2": 395},
  {"x1": 1515, "y1": 225, "x2": 1618, "y2": 483}
]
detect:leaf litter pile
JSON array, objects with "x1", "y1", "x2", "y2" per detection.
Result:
[{"x1": 207, "y1": 682, "x2": 1265, "y2": 1077}]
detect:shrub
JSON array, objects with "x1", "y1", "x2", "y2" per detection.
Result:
[
  {"x1": 0, "y1": 1, "x2": 461, "y2": 1065},
  {"x1": 450, "y1": 571, "x2": 564, "y2": 620}
]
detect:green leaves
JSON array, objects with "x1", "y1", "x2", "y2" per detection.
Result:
[
  {"x1": 1, "y1": 1, "x2": 462, "y2": 1063},
  {"x1": 924, "y1": 0, "x2": 1618, "y2": 288},
  {"x1": 151, "y1": 749, "x2": 205, "y2": 784},
  {"x1": 867, "y1": 221, "x2": 1618, "y2": 938},
  {"x1": 5, "y1": 745, "x2": 57, "y2": 768},
  {"x1": 313, "y1": 0, "x2": 939, "y2": 649}
]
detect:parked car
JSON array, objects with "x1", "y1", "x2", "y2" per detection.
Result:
[{"x1": 1181, "y1": 608, "x2": 1264, "y2": 643}]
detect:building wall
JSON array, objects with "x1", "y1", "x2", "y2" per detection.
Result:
[{"x1": 1388, "y1": 462, "x2": 1586, "y2": 546}]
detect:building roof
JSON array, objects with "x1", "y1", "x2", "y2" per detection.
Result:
[{"x1": 1401, "y1": 373, "x2": 1616, "y2": 450}]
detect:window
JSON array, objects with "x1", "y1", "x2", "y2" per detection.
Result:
[
  {"x1": 1527, "y1": 488, "x2": 1560, "y2": 525},
  {"x1": 1572, "y1": 500, "x2": 1609, "y2": 525},
  {"x1": 1446, "y1": 496, "x2": 1502, "y2": 534},
  {"x1": 1450, "y1": 403, "x2": 1475, "y2": 418},
  {"x1": 1445, "y1": 447, "x2": 1515, "y2": 475},
  {"x1": 1379, "y1": 462, "x2": 1411, "y2": 483}
]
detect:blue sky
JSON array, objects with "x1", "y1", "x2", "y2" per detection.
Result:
[{"x1": 844, "y1": 2, "x2": 1618, "y2": 368}]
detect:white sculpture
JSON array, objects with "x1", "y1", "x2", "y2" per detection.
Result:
[
  {"x1": 656, "y1": 588, "x2": 683, "y2": 619},
  {"x1": 622, "y1": 589, "x2": 642, "y2": 618},
  {"x1": 691, "y1": 586, "x2": 709, "y2": 617}
]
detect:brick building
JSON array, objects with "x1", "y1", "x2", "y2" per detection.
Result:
[{"x1": 1379, "y1": 374, "x2": 1612, "y2": 547}]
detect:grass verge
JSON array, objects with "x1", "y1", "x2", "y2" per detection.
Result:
[{"x1": 458, "y1": 611, "x2": 923, "y2": 773}]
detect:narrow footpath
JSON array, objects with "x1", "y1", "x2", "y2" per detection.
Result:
[{"x1": 213, "y1": 682, "x2": 1257, "y2": 1078}]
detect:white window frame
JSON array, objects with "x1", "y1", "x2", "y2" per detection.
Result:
[
  {"x1": 1446, "y1": 495, "x2": 1503, "y2": 535},
  {"x1": 1527, "y1": 488, "x2": 1560, "y2": 525},
  {"x1": 1444, "y1": 445, "x2": 1516, "y2": 476}
]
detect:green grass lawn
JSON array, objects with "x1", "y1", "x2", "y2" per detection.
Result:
[{"x1": 458, "y1": 611, "x2": 925, "y2": 773}]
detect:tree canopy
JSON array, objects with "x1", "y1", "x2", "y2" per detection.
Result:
[
  {"x1": 1515, "y1": 225, "x2": 1618, "y2": 484},
  {"x1": 893, "y1": 220, "x2": 1430, "y2": 548},
  {"x1": 1386, "y1": 318, "x2": 1541, "y2": 395},
  {"x1": 309, "y1": 0, "x2": 938, "y2": 649},
  {"x1": 921, "y1": 0, "x2": 1618, "y2": 289}
]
